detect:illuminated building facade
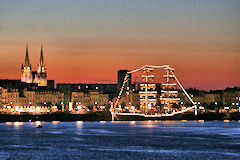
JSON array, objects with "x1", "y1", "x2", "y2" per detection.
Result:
[
  {"x1": 57, "y1": 83, "x2": 117, "y2": 93},
  {"x1": 21, "y1": 45, "x2": 47, "y2": 86},
  {"x1": 222, "y1": 89, "x2": 240, "y2": 105},
  {"x1": 0, "y1": 87, "x2": 63, "y2": 113},
  {"x1": 72, "y1": 91, "x2": 109, "y2": 107}
]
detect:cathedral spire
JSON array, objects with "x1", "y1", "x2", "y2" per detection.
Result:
[
  {"x1": 25, "y1": 44, "x2": 30, "y2": 66},
  {"x1": 40, "y1": 44, "x2": 44, "y2": 66}
]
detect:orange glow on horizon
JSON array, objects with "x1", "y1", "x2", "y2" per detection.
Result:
[
  {"x1": 0, "y1": 45, "x2": 238, "y2": 90},
  {"x1": 0, "y1": 1, "x2": 239, "y2": 91}
]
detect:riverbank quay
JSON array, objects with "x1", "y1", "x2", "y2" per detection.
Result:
[
  {"x1": 0, "y1": 111, "x2": 111, "y2": 122},
  {"x1": 0, "y1": 112, "x2": 239, "y2": 122},
  {"x1": 115, "y1": 112, "x2": 240, "y2": 121}
]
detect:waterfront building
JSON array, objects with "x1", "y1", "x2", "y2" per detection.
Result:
[
  {"x1": 57, "y1": 83, "x2": 117, "y2": 103},
  {"x1": 204, "y1": 93, "x2": 221, "y2": 105},
  {"x1": 0, "y1": 87, "x2": 63, "y2": 113},
  {"x1": 190, "y1": 87, "x2": 240, "y2": 107},
  {"x1": 21, "y1": 45, "x2": 47, "y2": 86},
  {"x1": 57, "y1": 83, "x2": 117, "y2": 93},
  {"x1": 0, "y1": 88, "x2": 25, "y2": 107},
  {"x1": 222, "y1": 88, "x2": 240, "y2": 105},
  {"x1": 34, "y1": 90, "x2": 64, "y2": 106},
  {"x1": 71, "y1": 91, "x2": 109, "y2": 107}
]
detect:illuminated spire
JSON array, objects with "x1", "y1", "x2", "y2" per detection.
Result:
[
  {"x1": 40, "y1": 44, "x2": 44, "y2": 66},
  {"x1": 25, "y1": 44, "x2": 30, "y2": 66}
]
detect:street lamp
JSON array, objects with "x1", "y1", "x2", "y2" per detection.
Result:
[
  {"x1": 194, "y1": 102, "x2": 198, "y2": 115},
  {"x1": 232, "y1": 102, "x2": 235, "y2": 111},
  {"x1": 131, "y1": 106, "x2": 135, "y2": 110},
  {"x1": 236, "y1": 102, "x2": 240, "y2": 112},
  {"x1": 77, "y1": 105, "x2": 82, "y2": 110},
  {"x1": 10, "y1": 101, "x2": 13, "y2": 110},
  {"x1": 199, "y1": 106, "x2": 205, "y2": 110},
  {"x1": 43, "y1": 101, "x2": 47, "y2": 109},
  {"x1": 61, "y1": 102, "x2": 64, "y2": 112}
]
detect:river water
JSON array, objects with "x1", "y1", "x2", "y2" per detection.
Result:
[{"x1": 0, "y1": 121, "x2": 239, "y2": 160}]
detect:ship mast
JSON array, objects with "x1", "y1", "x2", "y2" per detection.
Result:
[
  {"x1": 160, "y1": 66, "x2": 180, "y2": 113},
  {"x1": 139, "y1": 67, "x2": 157, "y2": 114}
]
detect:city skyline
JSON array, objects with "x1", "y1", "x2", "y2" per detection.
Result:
[{"x1": 0, "y1": 0, "x2": 240, "y2": 90}]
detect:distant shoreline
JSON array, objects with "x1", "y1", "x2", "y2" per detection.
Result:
[{"x1": 0, "y1": 112, "x2": 240, "y2": 122}]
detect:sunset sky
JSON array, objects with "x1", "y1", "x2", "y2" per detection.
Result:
[{"x1": 0, "y1": 0, "x2": 239, "y2": 90}]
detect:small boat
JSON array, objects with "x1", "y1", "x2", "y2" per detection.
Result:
[{"x1": 36, "y1": 125, "x2": 42, "y2": 128}]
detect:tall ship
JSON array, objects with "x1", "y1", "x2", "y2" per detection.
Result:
[{"x1": 111, "y1": 64, "x2": 197, "y2": 121}]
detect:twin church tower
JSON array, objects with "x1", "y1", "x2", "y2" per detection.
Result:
[{"x1": 21, "y1": 45, "x2": 47, "y2": 86}]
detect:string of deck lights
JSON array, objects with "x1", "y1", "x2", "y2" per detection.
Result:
[{"x1": 113, "y1": 64, "x2": 197, "y2": 116}]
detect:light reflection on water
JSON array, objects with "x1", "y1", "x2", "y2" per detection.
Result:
[
  {"x1": 35, "y1": 121, "x2": 41, "y2": 126},
  {"x1": 52, "y1": 121, "x2": 60, "y2": 125},
  {"x1": 5, "y1": 122, "x2": 12, "y2": 125},
  {"x1": 0, "y1": 121, "x2": 239, "y2": 160},
  {"x1": 13, "y1": 121, "x2": 23, "y2": 127},
  {"x1": 76, "y1": 121, "x2": 83, "y2": 125},
  {"x1": 100, "y1": 121, "x2": 106, "y2": 124},
  {"x1": 130, "y1": 121, "x2": 135, "y2": 125},
  {"x1": 224, "y1": 120, "x2": 230, "y2": 122},
  {"x1": 76, "y1": 121, "x2": 83, "y2": 129},
  {"x1": 160, "y1": 120, "x2": 180, "y2": 124}
]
